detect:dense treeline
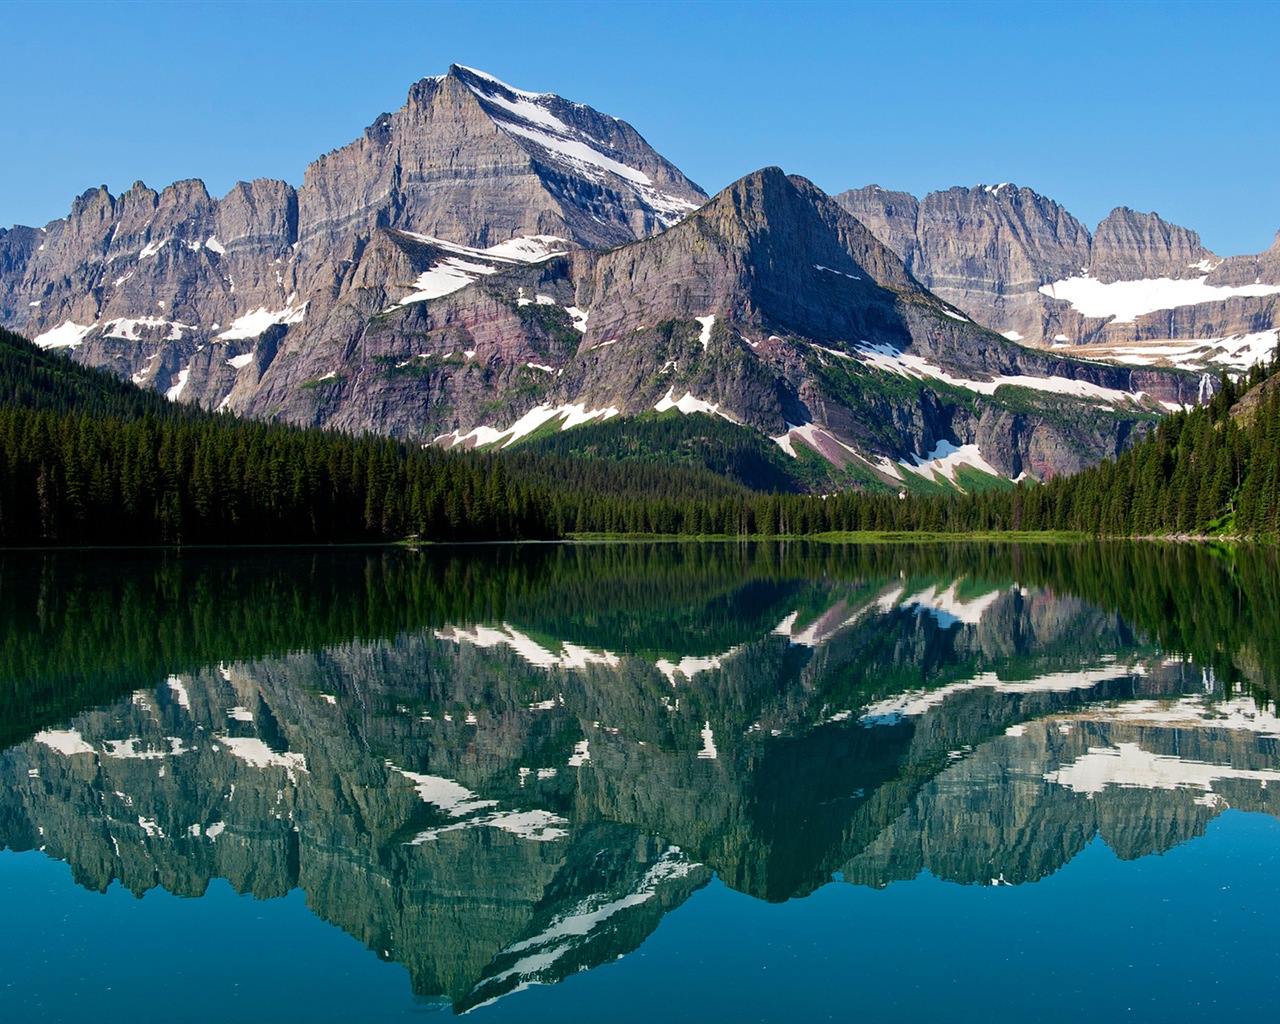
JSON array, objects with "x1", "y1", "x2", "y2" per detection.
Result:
[
  {"x1": 2, "y1": 545, "x2": 642, "y2": 746},
  {"x1": 0, "y1": 327, "x2": 556, "y2": 544},
  {"x1": 0, "y1": 405, "x2": 556, "y2": 544},
  {"x1": 0, "y1": 326, "x2": 178, "y2": 420}
]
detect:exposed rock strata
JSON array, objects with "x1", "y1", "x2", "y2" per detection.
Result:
[{"x1": 836, "y1": 183, "x2": 1280, "y2": 355}]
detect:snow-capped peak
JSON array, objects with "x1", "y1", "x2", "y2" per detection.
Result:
[
  {"x1": 454, "y1": 64, "x2": 549, "y2": 100},
  {"x1": 453, "y1": 65, "x2": 700, "y2": 226}
]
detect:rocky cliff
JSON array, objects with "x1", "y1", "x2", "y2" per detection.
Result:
[{"x1": 836, "y1": 183, "x2": 1280, "y2": 366}]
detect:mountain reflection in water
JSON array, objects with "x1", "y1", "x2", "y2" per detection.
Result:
[{"x1": 1, "y1": 542, "x2": 1278, "y2": 1015}]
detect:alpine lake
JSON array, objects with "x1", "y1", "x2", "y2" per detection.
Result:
[{"x1": 3, "y1": 540, "x2": 1279, "y2": 1022}]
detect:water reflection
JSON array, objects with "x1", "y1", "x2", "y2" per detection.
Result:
[{"x1": 1, "y1": 542, "x2": 1279, "y2": 1013}]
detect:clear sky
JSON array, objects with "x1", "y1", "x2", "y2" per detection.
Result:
[{"x1": 3, "y1": 0, "x2": 1277, "y2": 255}]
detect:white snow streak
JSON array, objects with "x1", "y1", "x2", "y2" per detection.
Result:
[
  {"x1": 695, "y1": 315, "x2": 715, "y2": 349},
  {"x1": 438, "y1": 402, "x2": 620, "y2": 449},
  {"x1": 1046, "y1": 743, "x2": 1280, "y2": 795},
  {"x1": 435, "y1": 623, "x2": 620, "y2": 672},
  {"x1": 1040, "y1": 273, "x2": 1280, "y2": 323},
  {"x1": 33, "y1": 321, "x2": 94, "y2": 350},
  {"x1": 852, "y1": 341, "x2": 1139, "y2": 404},
  {"x1": 217, "y1": 301, "x2": 306, "y2": 340},
  {"x1": 859, "y1": 663, "x2": 1141, "y2": 727}
]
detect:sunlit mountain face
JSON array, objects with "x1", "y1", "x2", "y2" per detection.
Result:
[{"x1": 2, "y1": 542, "x2": 1279, "y2": 1016}]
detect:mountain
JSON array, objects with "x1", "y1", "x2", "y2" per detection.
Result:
[
  {"x1": 836, "y1": 183, "x2": 1280, "y2": 369},
  {"x1": 0, "y1": 64, "x2": 705, "y2": 403},
  {"x1": 298, "y1": 166, "x2": 1201, "y2": 482},
  {"x1": 0, "y1": 67, "x2": 1211, "y2": 488}
]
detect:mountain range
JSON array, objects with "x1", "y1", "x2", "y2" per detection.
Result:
[{"x1": 3, "y1": 65, "x2": 1274, "y2": 487}]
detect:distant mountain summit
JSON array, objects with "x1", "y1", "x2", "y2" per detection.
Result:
[
  {"x1": 300, "y1": 64, "x2": 707, "y2": 256},
  {"x1": 836, "y1": 183, "x2": 1280, "y2": 367}
]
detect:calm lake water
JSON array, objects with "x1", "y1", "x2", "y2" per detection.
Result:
[{"x1": 2, "y1": 541, "x2": 1279, "y2": 1021}]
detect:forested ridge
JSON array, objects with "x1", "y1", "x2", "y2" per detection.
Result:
[
  {"x1": 0, "y1": 327, "x2": 557, "y2": 544},
  {"x1": 2, "y1": 324, "x2": 1279, "y2": 544}
]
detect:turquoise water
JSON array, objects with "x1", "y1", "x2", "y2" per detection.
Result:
[{"x1": 2, "y1": 542, "x2": 1278, "y2": 1021}]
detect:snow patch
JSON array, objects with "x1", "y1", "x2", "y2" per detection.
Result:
[
  {"x1": 166, "y1": 676, "x2": 190, "y2": 710},
  {"x1": 1046, "y1": 743, "x2": 1280, "y2": 796},
  {"x1": 695, "y1": 315, "x2": 715, "y2": 349},
  {"x1": 102, "y1": 736, "x2": 186, "y2": 760},
  {"x1": 772, "y1": 431, "x2": 798, "y2": 458},
  {"x1": 484, "y1": 235, "x2": 567, "y2": 262},
  {"x1": 859, "y1": 663, "x2": 1140, "y2": 727},
  {"x1": 385, "y1": 259, "x2": 498, "y2": 308},
  {"x1": 34, "y1": 729, "x2": 96, "y2": 756},
  {"x1": 498, "y1": 121, "x2": 652, "y2": 185},
  {"x1": 655, "y1": 388, "x2": 731, "y2": 418},
  {"x1": 408, "y1": 808, "x2": 569, "y2": 844},
  {"x1": 479, "y1": 849, "x2": 697, "y2": 995},
  {"x1": 104, "y1": 317, "x2": 192, "y2": 342},
  {"x1": 696, "y1": 721, "x2": 718, "y2": 760},
  {"x1": 165, "y1": 366, "x2": 191, "y2": 402},
  {"x1": 1040, "y1": 273, "x2": 1280, "y2": 323},
  {"x1": 386, "y1": 762, "x2": 497, "y2": 817},
  {"x1": 217, "y1": 736, "x2": 308, "y2": 774},
  {"x1": 439, "y1": 402, "x2": 620, "y2": 449},
  {"x1": 900, "y1": 581, "x2": 1003, "y2": 627},
  {"x1": 655, "y1": 647, "x2": 741, "y2": 687},
  {"x1": 436, "y1": 623, "x2": 620, "y2": 671},
  {"x1": 1079, "y1": 331, "x2": 1279, "y2": 373},
  {"x1": 900, "y1": 440, "x2": 1001, "y2": 486},
  {"x1": 217, "y1": 300, "x2": 306, "y2": 340},
  {"x1": 852, "y1": 341, "x2": 1140, "y2": 404},
  {"x1": 33, "y1": 321, "x2": 94, "y2": 350}
]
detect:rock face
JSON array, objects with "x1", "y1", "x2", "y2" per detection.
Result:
[
  {"x1": 836, "y1": 184, "x2": 1280, "y2": 362},
  {"x1": 0, "y1": 64, "x2": 706, "y2": 408},
  {"x1": 297, "y1": 65, "x2": 705, "y2": 257},
  {"x1": 263, "y1": 167, "x2": 1201, "y2": 482},
  {"x1": 0, "y1": 67, "x2": 1216, "y2": 486}
]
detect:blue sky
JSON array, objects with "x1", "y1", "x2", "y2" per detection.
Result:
[{"x1": 3, "y1": 0, "x2": 1277, "y2": 255}]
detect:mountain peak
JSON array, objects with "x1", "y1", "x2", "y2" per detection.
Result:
[
  {"x1": 449, "y1": 64, "x2": 552, "y2": 101},
  {"x1": 442, "y1": 64, "x2": 705, "y2": 231}
]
